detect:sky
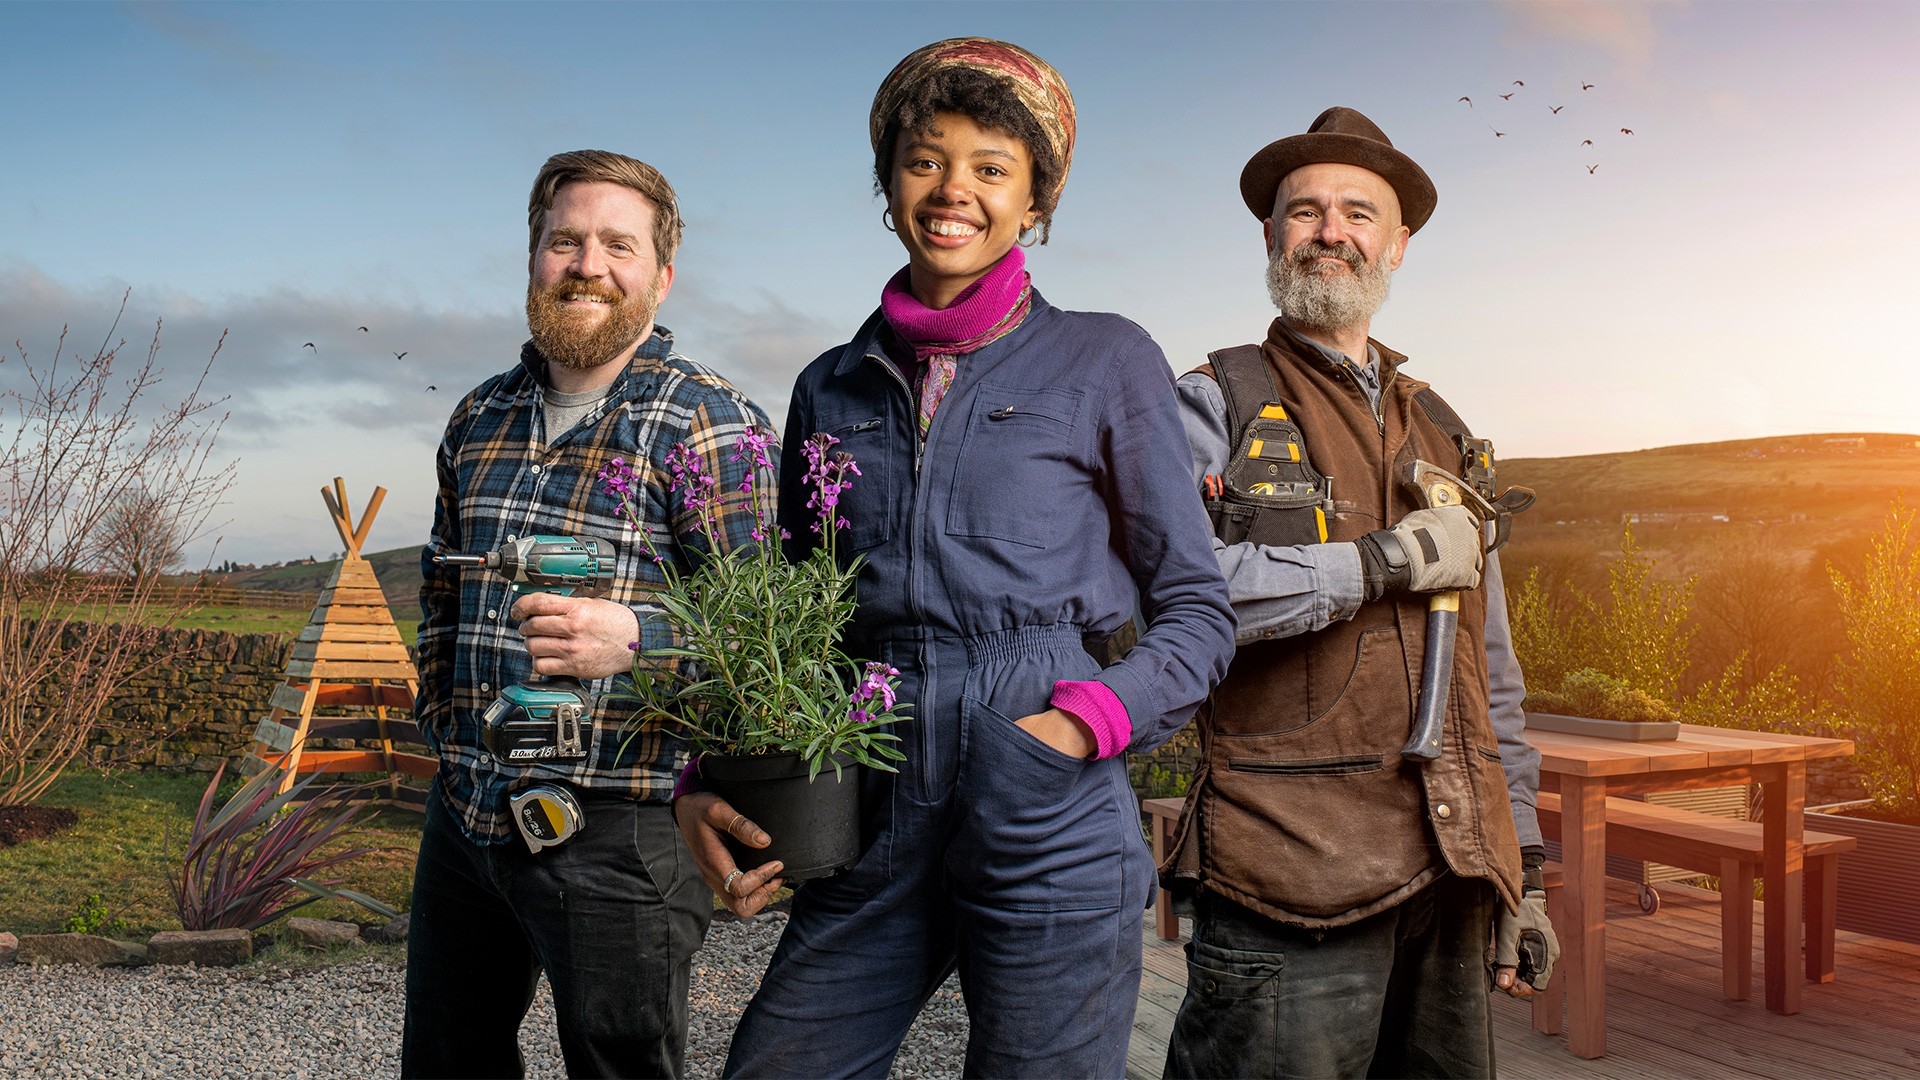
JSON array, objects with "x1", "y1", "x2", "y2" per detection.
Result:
[{"x1": 3, "y1": 1, "x2": 1918, "y2": 567}]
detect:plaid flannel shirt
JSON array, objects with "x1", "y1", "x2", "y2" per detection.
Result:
[{"x1": 417, "y1": 326, "x2": 773, "y2": 844}]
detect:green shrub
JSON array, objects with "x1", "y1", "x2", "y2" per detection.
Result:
[
  {"x1": 62, "y1": 892, "x2": 128, "y2": 937},
  {"x1": 1830, "y1": 498, "x2": 1920, "y2": 817},
  {"x1": 1511, "y1": 526, "x2": 1694, "y2": 707},
  {"x1": 1525, "y1": 668, "x2": 1681, "y2": 723}
]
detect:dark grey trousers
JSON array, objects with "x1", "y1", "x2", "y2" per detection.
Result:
[
  {"x1": 1164, "y1": 873, "x2": 1498, "y2": 1080},
  {"x1": 401, "y1": 782, "x2": 710, "y2": 1079}
]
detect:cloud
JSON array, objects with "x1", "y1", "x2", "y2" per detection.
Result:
[
  {"x1": 1501, "y1": 1, "x2": 1665, "y2": 67},
  {"x1": 127, "y1": 2, "x2": 300, "y2": 79},
  {"x1": 0, "y1": 264, "x2": 845, "y2": 563},
  {"x1": 662, "y1": 285, "x2": 844, "y2": 427}
]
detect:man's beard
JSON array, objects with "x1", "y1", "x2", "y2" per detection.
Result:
[
  {"x1": 1265, "y1": 240, "x2": 1393, "y2": 333},
  {"x1": 525, "y1": 275, "x2": 662, "y2": 372}
]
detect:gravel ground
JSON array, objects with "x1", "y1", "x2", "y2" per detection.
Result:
[{"x1": 0, "y1": 912, "x2": 970, "y2": 1079}]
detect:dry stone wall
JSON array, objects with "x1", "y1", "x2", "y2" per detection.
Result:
[{"x1": 25, "y1": 623, "x2": 419, "y2": 775}]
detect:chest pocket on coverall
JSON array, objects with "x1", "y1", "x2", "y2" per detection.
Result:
[
  {"x1": 946, "y1": 383, "x2": 1084, "y2": 549},
  {"x1": 816, "y1": 410, "x2": 894, "y2": 552}
]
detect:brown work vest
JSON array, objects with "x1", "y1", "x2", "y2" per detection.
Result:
[{"x1": 1166, "y1": 320, "x2": 1522, "y2": 927}]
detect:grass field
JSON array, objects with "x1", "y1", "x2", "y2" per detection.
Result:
[
  {"x1": 32, "y1": 603, "x2": 421, "y2": 645},
  {"x1": 0, "y1": 767, "x2": 421, "y2": 941},
  {"x1": 175, "y1": 604, "x2": 419, "y2": 644}
]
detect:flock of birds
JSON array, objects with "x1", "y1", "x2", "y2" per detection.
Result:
[
  {"x1": 1457, "y1": 79, "x2": 1633, "y2": 175},
  {"x1": 299, "y1": 325, "x2": 434, "y2": 391}
]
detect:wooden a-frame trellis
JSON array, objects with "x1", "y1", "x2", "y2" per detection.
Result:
[{"x1": 243, "y1": 478, "x2": 435, "y2": 808}]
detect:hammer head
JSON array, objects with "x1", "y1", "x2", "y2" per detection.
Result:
[{"x1": 1401, "y1": 460, "x2": 1499, "y2": 521}]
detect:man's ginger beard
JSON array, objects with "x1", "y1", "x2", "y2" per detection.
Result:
[
  {"x1": 1266, "y1": 238, "x2": 1394, "y2": 334},
  {"x1": 525, "y1": 273, "x2": 663, "y2": 371}
]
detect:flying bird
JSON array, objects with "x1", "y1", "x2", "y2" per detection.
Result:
[
  {"x1": 1620, "y1": 127, "x2": 1634, "y2": 135},
  {"x1": 1512, "y1": 80, "x2": 1525, "y2": 87},
  {"x1": 356, "y1": 326, "x2": 368, "y2": 332},
  {"x1": 1586, "y1": 164, "x2": 1600, "y2": 174},
  {"x1": 1458, "y1": 96, "x2": 1472, "y2": 106},
  {"x1": 426, "y1": 385, "x2": 438, "y2": 392},
  {"x1": 1581, "y1": 82, "x2": 1595, "y2": 91},
  {"x1": 1490, "y1": 127, "x2": 1506, "y2": 137},
  {"x1": 1499, "y1": 92, "x2": 1515, "y2": 101},
  {"x1": 393, "y1": 351, "x2": 408, "y2": 361},
  {"x1": 302, "y1": 342, "x2": 316, "y2": 351},
  {"x1": 1580, "y1": 139, "x2": 1593, "y2": 147},
  {"x1": 1549, "y1": 105, "x2": 1565, "y2": 114}
]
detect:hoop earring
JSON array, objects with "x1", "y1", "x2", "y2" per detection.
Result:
[
  {"x1": 1017, "y1": 225, "x2": 1039, "y2": 248},
  {"x1": 883, "y1": 209, "x2": 897, "y2": 233}
]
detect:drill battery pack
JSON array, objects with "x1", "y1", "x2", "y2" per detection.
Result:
[{"x1": 481, "y1": 682, "x2": 591, "y2": 762}]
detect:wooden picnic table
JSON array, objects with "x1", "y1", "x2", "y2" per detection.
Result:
[{"x1": 1531, "y1": 722, "x2": 1854, "y2": 1059}]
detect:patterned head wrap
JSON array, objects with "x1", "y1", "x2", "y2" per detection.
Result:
[{"x1": 868, "y1": 37, "x2": 1077, "y2": 198}]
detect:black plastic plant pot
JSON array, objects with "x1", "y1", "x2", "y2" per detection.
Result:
[{"x1": 698, "y1": 751, "x2": 860, "y2": 881}]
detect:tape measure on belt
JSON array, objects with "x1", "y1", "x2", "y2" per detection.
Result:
[{"x1": 509, "y1": 784, "x2": 586, "y2": 854}]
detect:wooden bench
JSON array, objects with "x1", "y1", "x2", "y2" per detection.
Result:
[
  {"x1": 1535, "y1": 790, "x2": 1857, "y2": 1004},
  {"x1": 1143, "y1": 797, "x2": 1186, "y2": 940}
]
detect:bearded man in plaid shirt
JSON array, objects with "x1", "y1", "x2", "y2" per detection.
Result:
[{"x1": 402, "y1": 150, "x2": 773, "y2": 1079}]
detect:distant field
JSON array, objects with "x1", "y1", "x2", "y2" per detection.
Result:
[{"x1": 176, "y1": 605, "x2": 419, "y2": 645}]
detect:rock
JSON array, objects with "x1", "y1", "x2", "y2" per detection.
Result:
[
  {"x1": 148, "y1": 928, "x2": 252, "y2": 967},
  {"x1": 286, "y1": 917, "x2": 362, "y2": 950},
  {"x1": 0, "y1": 931, "x2": 16, "y2": 965},
  {"x1": 17, "y1": 933, "x2": 148, "y2": 967},
  {"x1": 366, "y1": 912, "x2": 410, "y2": 944}
]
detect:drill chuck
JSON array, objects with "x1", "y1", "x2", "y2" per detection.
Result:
[{"x1": 434, "y1": 553, "x2": 493, "y2": 568}]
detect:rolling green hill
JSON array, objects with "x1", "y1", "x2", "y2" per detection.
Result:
[
  {"x1": 1499, "y1": 432, "x2": 1919, "y2": 532},
  {"x1": 219, "y1": 545, "x2": 426, "y2": 610}
]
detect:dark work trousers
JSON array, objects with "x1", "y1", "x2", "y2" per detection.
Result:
[
  {"x1": 401, "y1": 781, "x2": 711, "y2": 1079},
  {"x1": 1163, "y1": 873, "x2": 1498, "y2": 1080},
  {"x1": 723, "y1": 627, "x2": 1154, "y2": 1079}
]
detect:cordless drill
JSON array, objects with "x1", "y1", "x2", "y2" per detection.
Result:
[{"x1": 435, "y1": 535, "x2": 616, "y2": 765}]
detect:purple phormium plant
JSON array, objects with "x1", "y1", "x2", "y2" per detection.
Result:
[{"x1": 169, "y1": 761, "x2": 387, "y2": 932}]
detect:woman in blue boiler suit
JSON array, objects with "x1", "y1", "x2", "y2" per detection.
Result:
[{"x1": 675, "y1": 38, "x2": 1235, "y2": 1078}]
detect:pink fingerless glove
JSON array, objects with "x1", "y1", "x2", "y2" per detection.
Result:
[{"x1": 1049, "y1": 680, "x2": 1133, "y2": 760}]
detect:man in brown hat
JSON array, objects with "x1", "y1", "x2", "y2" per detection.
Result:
[{"x1": 1161, "y1": 107, "x2": 1557, "y2": 1077}]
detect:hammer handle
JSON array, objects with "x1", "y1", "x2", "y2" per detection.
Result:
[{"x1": 1402, "y1": 592, "x2": 1460, "y2": 762}]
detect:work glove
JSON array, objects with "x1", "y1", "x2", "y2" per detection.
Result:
[
  {"x1": 1493, "y1": 856, "x2": 1560, "y2": 996},
  {"x1": 1355, "y1": 504, "x2": 1484, "y2": 600}
]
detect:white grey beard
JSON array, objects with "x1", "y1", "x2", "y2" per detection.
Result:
[{"x1": 1266, "y1": 244, "x2": 1393, "y2": 334}]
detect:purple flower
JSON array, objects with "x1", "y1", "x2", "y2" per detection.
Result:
[
  {"x1": 802, "y1": 434, "x2": 863, "y2": 536},
  {"x1": 847, "y1": 661, "x2": 900, "y2": 722},
  {"x1": 598, "y1": 456, "x2": 636, "y2": 500},
  {"x1": 731, "y1": 427, "x2": 777, "y2": 473}
]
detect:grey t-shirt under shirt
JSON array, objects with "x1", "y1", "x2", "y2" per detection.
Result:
[{"x1": 544, "y1": 385, "x2": 612, "y2": 446}]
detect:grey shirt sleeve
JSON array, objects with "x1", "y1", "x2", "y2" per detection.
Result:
[
  {"x1": 1176, "y1": 372, "x2": 1365, "y2": 644},
  {"x1": 1179, "y1": 370, "x2": 1542, "y2": 849},
  {"x1": 1485, "y1": 546, "x2": 1542, "y2": 849}
]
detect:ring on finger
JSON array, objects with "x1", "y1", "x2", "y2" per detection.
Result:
[
  {"x1": 723, "y1": 868, "x2": 744, "y2": 897},
  {"x1": 726, "y1": 813, "x2": 745, "y2": 835}
]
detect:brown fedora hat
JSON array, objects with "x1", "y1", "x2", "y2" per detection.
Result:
[{"x1": 1240, "y1": 106, "x2": 1437, "y2": 234}]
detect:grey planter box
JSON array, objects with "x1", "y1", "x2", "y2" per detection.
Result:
[
  {"x1": 1807, "y1": 811, "x2": 1920, "y2": 945},
  {"x1": 1524, "y1": 711, "x2": 1681, "y2": 741}
]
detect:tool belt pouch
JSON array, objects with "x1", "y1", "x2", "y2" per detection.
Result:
[
  {"x1": 1202, "y1": 346, "x2": 1330, "y2": 549},
  {"x1": 1211, "y1": 411, "x2": 1330, "y2": 547}
]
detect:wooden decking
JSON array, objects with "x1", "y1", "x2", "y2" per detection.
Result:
[{"x1": 1129, "y1": 877, "x2": 1920, "y2": 1079}]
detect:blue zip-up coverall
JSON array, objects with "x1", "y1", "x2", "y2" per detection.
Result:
[{"x1": 725, "y1": 293, "x2": 1236, "y2": 1078}]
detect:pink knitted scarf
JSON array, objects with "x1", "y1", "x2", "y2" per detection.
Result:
[{"x1": 880, "y1": 247, "x2": 1032, "y2": 437}]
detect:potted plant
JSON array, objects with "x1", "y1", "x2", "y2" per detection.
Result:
[
  {"x1": 1523, "y1": 667, "x2": 1683, "y2": 741},
  {"x1": 598, "y1": 429, "x2": 907, "y2": 879}
]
